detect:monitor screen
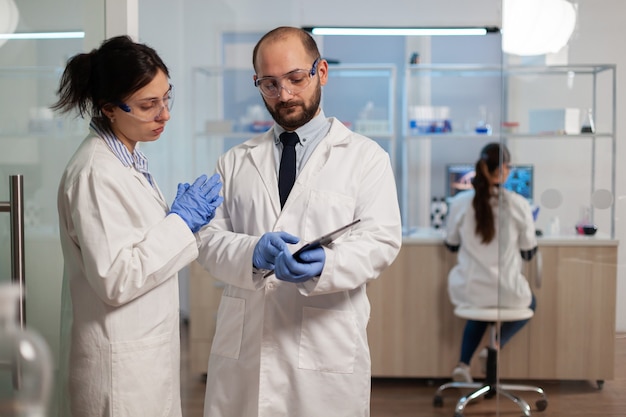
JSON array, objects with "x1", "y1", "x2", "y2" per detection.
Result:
[
  {"x1": 446, "y1": 163, "x2": 534, "y2": 202},
  {"x1": 446, "y1": 164, "x2": 475, "y2": 198},
  {"x1": 504, "y1": 164, "x2": 534, "y2": 201}
]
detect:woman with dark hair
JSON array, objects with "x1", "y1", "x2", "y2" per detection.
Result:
[
  {"x1": 444, "y1": 142, "x2": 538, "y2": 382},
  {"x1": 53, "y1": 35, "x2": 223, "y2": 417}
]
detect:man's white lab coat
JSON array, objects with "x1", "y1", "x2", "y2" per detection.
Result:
[{"x1": 197, "y1": 118, "x2": 402, "y2": 417}]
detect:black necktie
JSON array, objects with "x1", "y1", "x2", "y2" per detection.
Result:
[{"x1": 278, "y1": 131, "x2": 299, "y2": 208}]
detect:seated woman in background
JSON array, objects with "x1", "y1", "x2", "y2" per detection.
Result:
[{"x1": 444, "y1": 142, "x2": 538, "y2": 382}]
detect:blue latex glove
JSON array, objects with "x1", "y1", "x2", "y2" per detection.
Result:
[
  {"x1": 531, "y1": 205, "x2": 540, "y2": 221},
  {"x1": 170, "y1": 173, "x2": 223, "y2": 233},
  {"x1": 274, "y1": 246, "x2": 325, "y2": 283},
  {"x1": 253, "y1": 232, "x2": 300, "y2": 270}
]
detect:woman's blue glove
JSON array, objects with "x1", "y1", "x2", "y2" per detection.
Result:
[
  {"x1": 169, "y1": 173, "x2": 223, "y2": 233},
  {"x1": 274, "y1": 246, "x2": 325, "y2": 283},
  {"x1": 253, "y1": 232, "x2": 299, "y2": 270}
]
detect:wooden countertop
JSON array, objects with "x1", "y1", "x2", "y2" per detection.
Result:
[{"x1": 402, "y1": 227, "x2": 618, "y2": 247}]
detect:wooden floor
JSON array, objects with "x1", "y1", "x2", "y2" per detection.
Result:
[{"x1": 181, "y1": 326, "x2": 626, "y2": 416}]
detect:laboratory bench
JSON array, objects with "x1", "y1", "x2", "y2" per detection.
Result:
[
  {"x1": 367, "y1": 231, "x2": 618, "y2": 384},
  {"x1": 188, "y1": 231, "x2": 617, "y2": 384}
]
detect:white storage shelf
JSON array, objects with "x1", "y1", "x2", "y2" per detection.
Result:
[
  {"x1": 191, "y1": 64, "x2": 616, "y2": 240},
  {"x1": 192, "y1": 64, "x2": 398, "y2": 176},
  {"x1": 402, "y1": 64, "x2": 616, "y2": 240}
]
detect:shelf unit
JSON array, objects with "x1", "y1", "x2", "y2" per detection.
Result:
[
  {"x1": 401, "y1": 64, "x2": 616, "y2": 239},
  {"x1": 191, "y1": 64, "x2": 398, "y2": 177},
  {"x1": 190, "y1": 66, "x2": 263, "y2": 178},
  {"x1": 323, "y1": 64, "x2": 397, "y2": 167}
]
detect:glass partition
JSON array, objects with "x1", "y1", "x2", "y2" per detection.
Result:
[
  {"x1": 0, "y1": 2, "x2": 103, "y2": 416},
  {"x1": 136, "y1": 2, "x2": 623, "y2": 417},
  {"x1": 11, "y1": 1, "x2": 626, "y2": 417},
  {"x1": 0, "y1": 39, "x2": 86, "y2": 356}
]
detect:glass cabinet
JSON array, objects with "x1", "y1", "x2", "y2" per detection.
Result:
[
  {"x1": 191, "y1": 66, "x2": 264, "y2": 178},
  {"x1": 323, "y1": 64, "x2": 397, "y2": 164},
  {"x1": 191, "y1": 64, "x2": 397, "y2": 177},
  {"x1": 401, "y1": 64, "x2": 616, "y2": 239}
]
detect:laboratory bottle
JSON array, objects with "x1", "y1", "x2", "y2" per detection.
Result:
[
  {"x1": 581, "y1": 108, "x2": 595, "y2": 133},
  {"x1": 0, "y1": 283, "x2": 53, "y2": 417},
  {"x1": 475, "y1": 105, "x2": 492, "y2": 135}
]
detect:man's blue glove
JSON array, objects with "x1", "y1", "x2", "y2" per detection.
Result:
[
  {"x1": 253, "y1": 232, "x2": 299, "y2": 270},
  {"x1": 274, "y1": 246, "x2": 325, "y2": 283},
  {"x1": 170, "y1": 173, "x2": 224, "y2": 233}
]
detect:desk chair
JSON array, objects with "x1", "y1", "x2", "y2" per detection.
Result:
[{"x1": 433, "y1": 307, "x2": 549, "y2": 417}]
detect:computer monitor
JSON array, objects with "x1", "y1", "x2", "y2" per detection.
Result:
[
  {"x1": 446, "y1": 164, "x2": 475, "y2": 198},
  {"x1": 504, "y1": 164, "x2": 534, "y2": 202},
  {"x1": 446, "y1": 163, "x2": 534, "y2": 202}
]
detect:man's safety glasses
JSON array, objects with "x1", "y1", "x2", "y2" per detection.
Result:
[
  {"x1": 117, "y1": 84, "x2": 174, "y2": 122},
  {"x1": 254, "y1": 58, "x2": 320, "y2": 99}
]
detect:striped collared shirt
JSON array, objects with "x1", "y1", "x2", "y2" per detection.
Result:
[{"x1": 89, "y1": 118, "x2": 155, "y2": 187}]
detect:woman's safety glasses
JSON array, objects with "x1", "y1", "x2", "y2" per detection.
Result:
[
  {"x1": 117, "y1": 84, "x2": 174, "y2": 122},
  {"x1": 254, "y1": 58, "x2": 320, "y2": 99}
]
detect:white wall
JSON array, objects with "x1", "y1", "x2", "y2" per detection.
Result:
[{"x1": 136, "y1": 0, "x2": 626, "y2": 331}]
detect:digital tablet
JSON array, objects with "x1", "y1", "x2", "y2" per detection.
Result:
[{"x1": 263, "y1": 219, "x2": 361, "y2": 278}]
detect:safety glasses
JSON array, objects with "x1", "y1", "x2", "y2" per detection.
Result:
[
  {"x1": 117, "y1": 84, "x2": 174, "y2": 122},
  {"x1": 254, "y1": 58, "x2": 320, "y2": 99}
]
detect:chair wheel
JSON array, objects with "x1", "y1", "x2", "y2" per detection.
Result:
[
  {"x1": 597, "y1": 380, "x2": 604, "y2": 390},
  {"x1": 536, "y1": 398, "x2": 548, "y2": 411},
  {"x1": 433, "y1": 395, "x2": 443, "y2": 407}
]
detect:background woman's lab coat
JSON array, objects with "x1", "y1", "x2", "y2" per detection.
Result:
[
  {"x1": 57, "y1": 133, "x2": 199, "y2": 417},
  {"x1": 197, "y1": 118, "x2": 402, "y2": 417},
  {"x1": 445, "y1": 189, "x2": 537, "y2": 309}
]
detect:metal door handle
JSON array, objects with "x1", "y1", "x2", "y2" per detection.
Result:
[{"x1": 0, "y1": 174, "x2": 25, "y2": 328}]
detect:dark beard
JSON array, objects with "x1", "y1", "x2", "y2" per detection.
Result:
[{"x1": 263, "y1": 82, "x2": 321, "y2": 130}]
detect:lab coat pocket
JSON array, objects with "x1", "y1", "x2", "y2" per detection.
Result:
[
  {"x1": 111, "y1": 333, "x2": 173, "y2": 417},
  {"x1": 211, "y1": 295, "x2": 245, "y2": 359},
  {"x1": 299, "y1": 306, "x2": 357, "y2": 373},
  {"x1": 304, "y1": 189, "x2": 356, "y2": 242}
]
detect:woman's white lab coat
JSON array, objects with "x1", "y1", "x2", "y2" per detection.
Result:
[
  {"x1": 197, "y1": 118, "x2": 402, "y2": 417},
  {"x1": 445, "y1": 189, "x2": 537, "y2": 309},
  {"x1": 57, "y1": 132, "x2": 199, "y2": 417}
]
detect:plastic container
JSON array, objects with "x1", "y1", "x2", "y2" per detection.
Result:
[
  {"x1": 501, "y1": 121, "x2": 520, "y2": 134},
  {"x1": 0, "y1": 283, "x2": 53, "y2": 417}
]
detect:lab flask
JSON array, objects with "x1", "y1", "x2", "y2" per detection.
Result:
[{"x1": 0, "y1": 283, "x2": 53, "y2": 417}]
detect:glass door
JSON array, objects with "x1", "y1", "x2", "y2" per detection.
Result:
[{"x1": 0, "y1": 2, "x2": 110, "y2": 415}]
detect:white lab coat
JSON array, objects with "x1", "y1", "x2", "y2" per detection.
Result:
[
  {"x1": 445, "y1": 188, "x2": 537, "y2": 309},
  {"x1": 196, "y1": 118, "x2": 402, "y2": 417},
  {"x1": 57, "y1": 133, "x2": 199, "y2": 417}
]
